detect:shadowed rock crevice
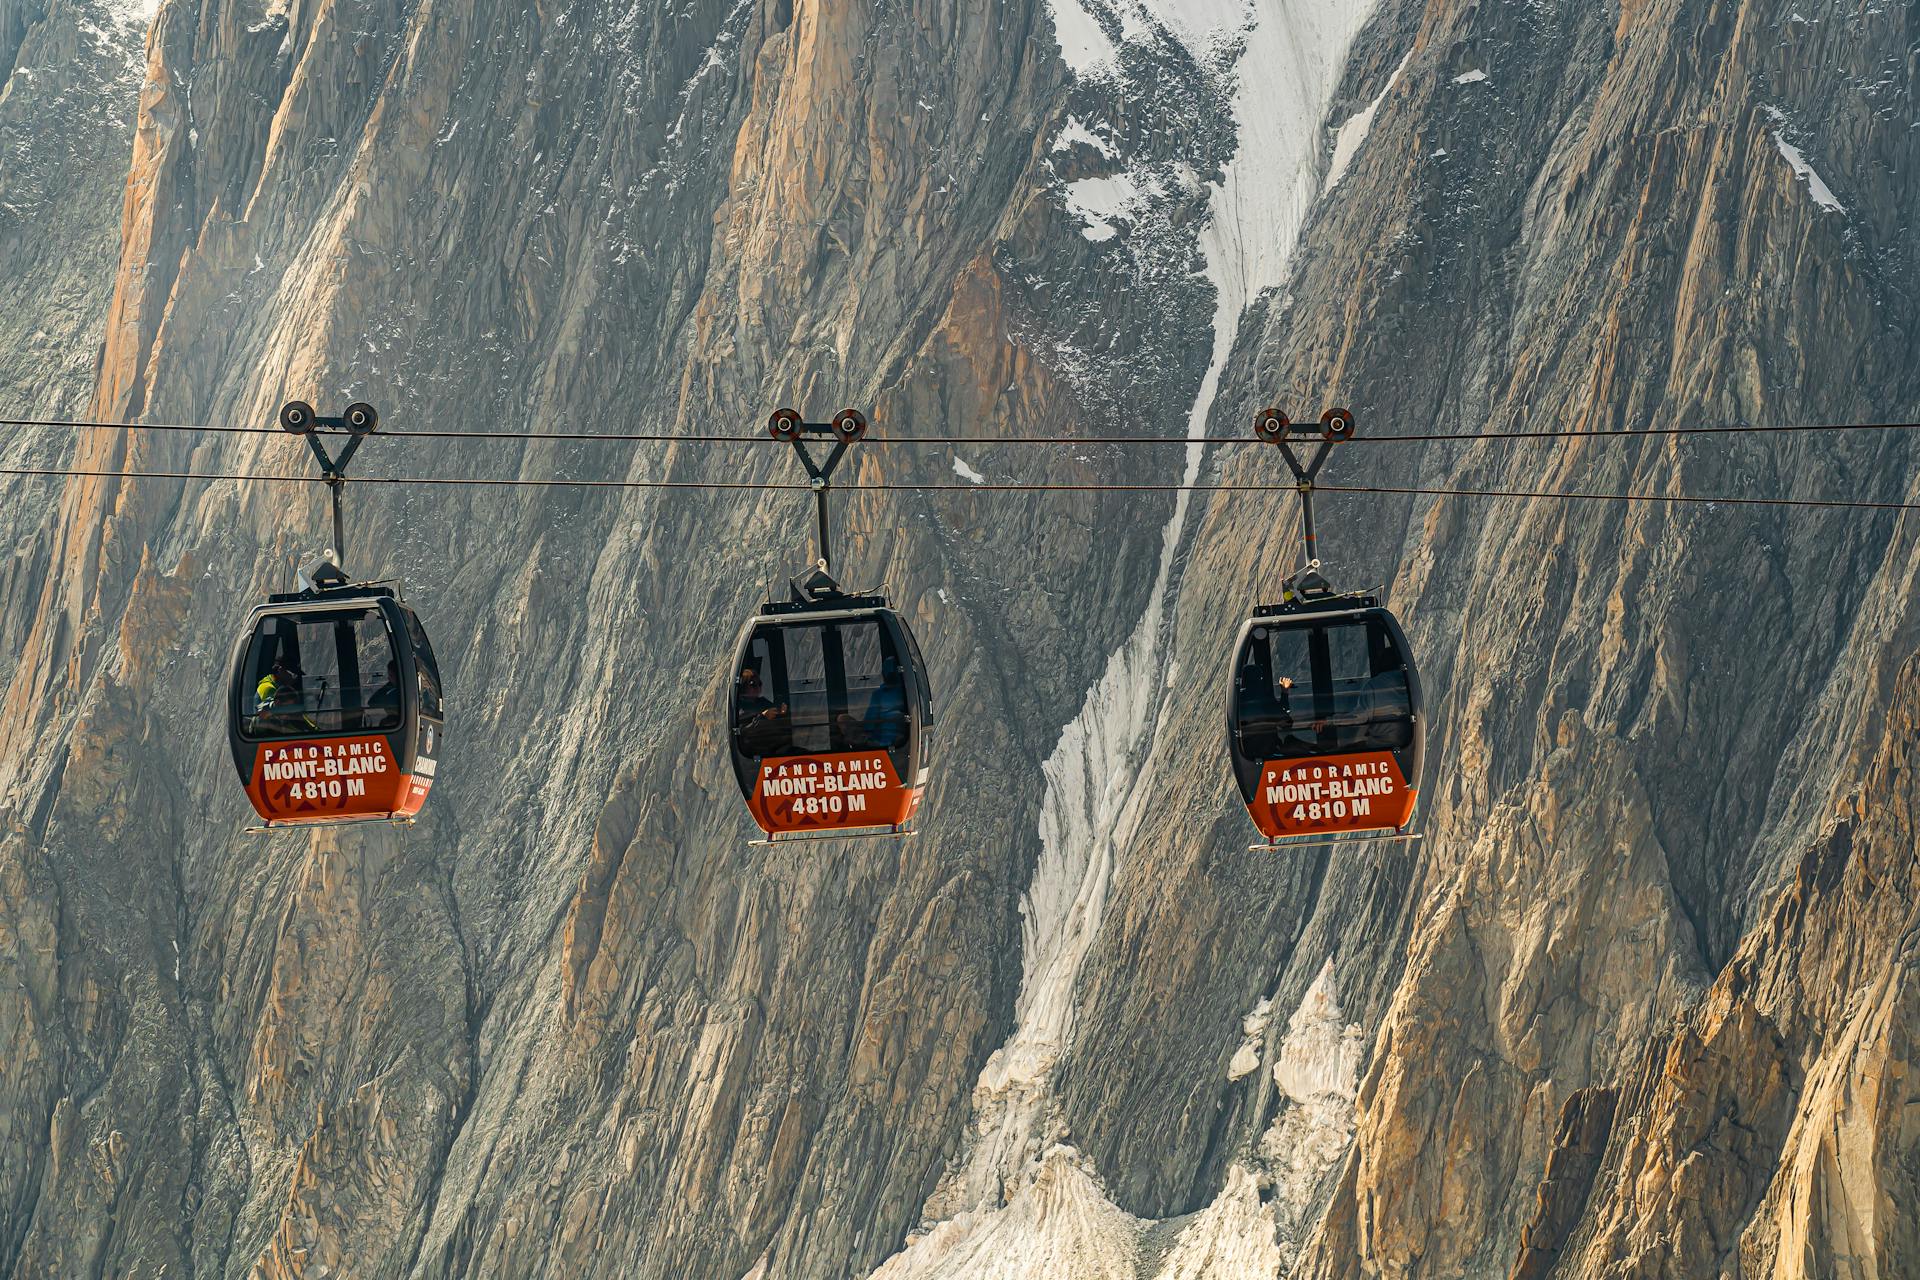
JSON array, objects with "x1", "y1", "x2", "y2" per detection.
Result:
[
  {"x1": 1, "y1": 0, "x2": 1918, "y2": 1274},
  {"x1": 1507, "y1": 1087, "x2": 1615, "y2": 1280}
]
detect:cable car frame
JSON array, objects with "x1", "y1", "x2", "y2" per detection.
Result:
[
  {"x1": 725, "y1": 408, "x2": 935, "y2": 844},
  {"x1": 1227, "y1": 408, "x2": 1426, "y2": 852},
  {"x1": 225, "y1": 401, "x2": 446, "y2": 832}
]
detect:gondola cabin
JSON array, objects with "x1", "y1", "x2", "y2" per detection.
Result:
[
  {"x1": 728, "y1": 595, "x2": 933, "y2": 840},
  {"x1": 1227, "y1": 599, "x2": 1422, "y2": 845},
  {"x1": 227, "y1": 577, "x2": 444, "y2": 828}
]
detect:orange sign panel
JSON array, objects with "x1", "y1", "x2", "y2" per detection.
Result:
[
  {"x1": 244, "y1": 735, "x2": 430, "y2": 825},
  {"x1": 749, "y1": 751, "x2": 920, "y2": 836},
  {"x1": 1248, "y1": 750, "x2": 1414, "y2": 841}
]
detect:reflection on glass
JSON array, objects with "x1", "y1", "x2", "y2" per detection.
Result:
[
  {"x1": 1235, "y1": 618, "x2": 1414, "y2": 760},
  {"x1": 736, "y1": 618, "x2": 913, "y2": 761},
  {"x1": 243, "y1": 610, "x2": 402, "y2": 738}
]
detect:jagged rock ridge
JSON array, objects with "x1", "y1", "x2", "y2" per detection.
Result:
[{"x1": 0, "y1": 0, "x2": 1915, "y2": 1275}]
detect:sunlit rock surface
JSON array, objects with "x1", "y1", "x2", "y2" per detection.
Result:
[{"x1": 0, "y1": 0, "x2": 1916, "y2": 1274}]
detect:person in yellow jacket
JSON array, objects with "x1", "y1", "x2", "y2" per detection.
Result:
[{"x1": 253, "y1": 660, "x2": 310, "y2": 733}]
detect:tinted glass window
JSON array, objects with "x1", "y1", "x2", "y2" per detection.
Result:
[
  {"x1": 901, "y1": 620, "x2": 933, "y2": 718},
  {"x1": 735, "y1": 617, "x2": 912, "y2": 761},
  {"x1": 1235, "y1": 617, "x2": 1413, "y2": 760},
  {"x1": 899, "y1": 618, "x2": 932, "y2": 767},
  {"x1": 242, "y1": 609, "x2": 400, "y2": 738},
  {"x1": 1234, "y1": 627, "x2": 1311, "y2": 762},
  {"x1": 402, "y1": 609, "x2": 443, "y2": 718},
  {"x1": 839, "y1": 620, "x2": 907, "y2": 751},
  {"x1": 782, "y1": 624, "x2": 833, "y2": 753},
  {"x1": 735, "y1": 634, "x2": 784, "y2": 752},
  {"x1": 1265, "y1": 627, "x2": 1312, "y2": 699}
]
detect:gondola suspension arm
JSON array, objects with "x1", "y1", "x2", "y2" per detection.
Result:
[
  {"x1": 279, "y1": 400, "x2": 379, "y2": 563},
  {"x1": 1255, "y1": 407, "x2": 1355, "y2": 604},
  {"x1": 768, "y1": 407, "x2": 869, "y2": 578}
]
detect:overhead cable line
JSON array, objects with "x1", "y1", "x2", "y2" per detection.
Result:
[
  {"x1": 2, "y1": 465, "x2": 1917, "y2": 513},
  {"x1": 6, "y1": 415, "x2": 1920, "y2": 447}
]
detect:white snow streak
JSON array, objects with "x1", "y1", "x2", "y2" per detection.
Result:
[
  {"x1": 953, "y1": 456, "x2": 986, "y2": 484},
  {"x1": 872, "y1": 1, "x2": 1381, "y2": 1274},
  {"x1": 1325, "y1": 47, "x2": 1413, "y2": 195},
  {"x1": 1768, "y1": 119, "x2": 1844, "y2": 213},
  {"x1": 1451, "y1": 67, "x2": 1488, "y2": 84}
]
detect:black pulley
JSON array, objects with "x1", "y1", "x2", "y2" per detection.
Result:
[
  {"x1": 1255, "y1": 408, "x2": 1290, "y2": 441},
  {"x1": 831, "y1": 408, "x2": 868, "y2": 443},
  {"x1": 1320, "y1": 407, "x2": 1355, "y2": 441},
  {"x1": 280, "y1": 401, "x2": 317, "y2": 434},
  {"x1": 769, "y1": 408, "x2": 802, "y2": 440}
]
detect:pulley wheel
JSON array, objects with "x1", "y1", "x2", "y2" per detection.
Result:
[
  {"x1": 1320, "y1": 407, "x2": 1356, "y2": 441},
  {"x1": 1254, "y1": 408, "x2": 1290, "y2": 441},
  {"x1": 279, "y1": 401, "x2": 317, "y2": 434},
  {"x1": 831, "y1": 408, "x2": 868, "y2": 443},
  {"x1": 343, "y1": 402, "x2": 379, "y2": 434},
  {"x1": 768, "y1": 408, "x2": 802, "y2": 440}
]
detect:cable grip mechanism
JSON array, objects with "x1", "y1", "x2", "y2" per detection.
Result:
[
  {"x1": 280, "y1": 400, "x2": 379, "y2": 568},
  {"x1": 1254, "y1": 406, "x2": 1355, "y2": 603},
  {"x1": 767, "y1": 406, "x2": 870, "y2": 578}
]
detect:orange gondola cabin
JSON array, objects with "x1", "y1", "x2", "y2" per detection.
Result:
[
  {"x1": 726, "y1": 406, "x2": 935, "y2": 842},
  {"x1": 227, "y1": 561, "x2": 444, "y2": 829},
  {"x1": 1227, "y1": 596, "x2": 1423, "y2": 846},
  {"x1": 728, "y1": 578, "x2": 933, "y2": 842}
]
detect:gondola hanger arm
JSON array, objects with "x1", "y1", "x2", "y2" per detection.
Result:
[
  {"x1": 1255, "y1": 407, "x2": 1356, "y2": 603},
  {"x1": 768, "y1": 408, "x2": 869, "y2": 577},
  {"x1": 280, "y1": 400, "x2": 379, "y2": 565}
]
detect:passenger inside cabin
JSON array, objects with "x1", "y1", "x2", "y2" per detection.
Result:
[
  {"x1": 845, "y1": 656, "x2": 907, "y2": 750},
  {"x1": 365, "y1": 657, "x2": 403, "y2": 730},
  {"x1": 253, "y1": 660, "x2": 310, "y2": 735},
  {"x1": 736, "y1": 666, "x2": 791, "y2": 755}
]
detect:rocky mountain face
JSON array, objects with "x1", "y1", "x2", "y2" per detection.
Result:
[{"x1": 0, "y1": 0, "x2": 1915, "y2": 1274}]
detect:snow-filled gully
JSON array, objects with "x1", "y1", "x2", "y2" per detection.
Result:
[{"x1": 866, "y1": 1, "x2": 1384, "y2": 1276}]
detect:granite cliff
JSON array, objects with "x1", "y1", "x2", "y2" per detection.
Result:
[{"x1": 0, "y1": 0, "x2": 1915, "y2": 1275}]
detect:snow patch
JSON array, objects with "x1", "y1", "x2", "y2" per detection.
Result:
[
  {"x1": 1325, "y1": 47, "x2": 1413, "y2": 194},
  {"x1": 1767, "y1": 111, "x2": 1844, "y2": 213},
  {"x1": 1272, "y1": 959, "x2": 1364, "y2": 1104},
  {"x1": 1046, "y1": 0, "x2": 1120, "y2": 74},
  {"x1": 1452, "y1": 68, "x2": 1488, "y2": 84},
  {"x1": 1053, "y1": 115, "x2": 1119, "y2": 159},
  {"x1": 1259, "y1": 959, "x2": 1365, "y2": 1230},
  {"x1": 953, "y1": 456, "x2": 985, "y2": 484},
  {"x1": 1226, "y1": 995, "x2": 1273, "y2": 1080},
  {"x1": 1147, "y1": 1166, "x2": 1287, "y2": 1280},
  {"x1": 870, "y1": 1148, "x2": 1143, "y2": 1280},
  {"x1": 1045, "y1": 0, "x2": 1273, "y2": 80},
  {"x1": 1061, "y1": 169, "x2": 1199, "y2": 243}
]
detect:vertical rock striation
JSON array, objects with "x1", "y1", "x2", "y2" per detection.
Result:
[{"x1": 0, "y1": 0, "x2": 1915, "y2": 1274}]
